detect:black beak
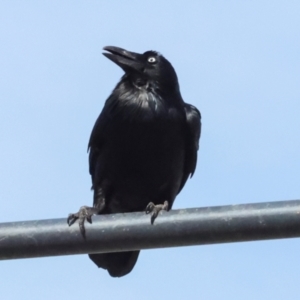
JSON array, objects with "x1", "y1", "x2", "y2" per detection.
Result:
[{"x1": 103, "y1": 46, "x2": 144, "y2": 73}]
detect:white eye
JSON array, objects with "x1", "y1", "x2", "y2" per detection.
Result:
[{"x1": 148, "y1": 56, "x2": 156, "y2": 64}]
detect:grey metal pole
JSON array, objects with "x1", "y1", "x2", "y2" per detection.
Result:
[{"x1": 0, "y1": 199, "x2": 300, "y2": 260}]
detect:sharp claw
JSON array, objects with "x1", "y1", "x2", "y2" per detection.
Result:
[
  {"x1": 79, "y1": 219, "x2": 86, "y2": 238},
  {"x1": 150, "y1": 211, "x2": 158, "y2": 225},
  {"x1": 67, "y1": 214, "x2": 72, "y2": 225},
  {"x1": 67, "y1": 214, "x2": 78, "y2": 226},
  {"x1": 145, "y1": 201, "x2": 169, "y2": 224},
  {"x1": 68, "y1": 197, "x2": 105, "y2": 238},
  {"x1": 145, "y1": 202, "x2": 155, "y2": 214},
  {"x1": 86, "y1": 215, "x2": 92, "y2": 224},
  {"x1": 67, "y1": 204, "x2": 103, "y2": 238}
]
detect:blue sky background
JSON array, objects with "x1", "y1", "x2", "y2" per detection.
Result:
[{"x1": 1, "y1": 1, "x2": 300, "y2": 299}]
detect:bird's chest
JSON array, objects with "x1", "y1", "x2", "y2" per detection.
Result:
[
  {"x1": 112, "y1": 89, "x2": 164, "y2": 121},
  {"x1": 104, "y1": 114, "x2": 185, "y2": 211},
  {"x1": 103, "y1": 88, "x2": 185, "y2": 166},
  {"x1": 108, "y1": 92, "x2": 184, "y2": 150},
  {"x1": 101, "y1": 92, "x2": 186, "y2": 211},
  {"x1": 108, "y1": 115, "x2": 184, "y2": 158},
  {"x1": 104, "y1": 93, "x2": 185, "y2": 170}
]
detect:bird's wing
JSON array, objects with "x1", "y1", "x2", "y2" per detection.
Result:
[
  {"x1": 88, "y1": 93, "x2": 118, "y2": 180},
  {"x1": 178, "y1": 103, "x2": 201, "y2": 193},
  {"x1": 88, "y1": 114, "x2": 105, "y2": 184},
  {"x1": 87, "y1": 99, "x2": 114, "y2": 187}
]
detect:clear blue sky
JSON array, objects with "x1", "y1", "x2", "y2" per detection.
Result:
[{"x1": 1, "y1": 1, "x2": 300, "y2": 299}]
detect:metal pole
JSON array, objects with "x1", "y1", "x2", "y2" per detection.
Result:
[{"x1": 0, "y1": 199, "x2": 300, "y2": 260}]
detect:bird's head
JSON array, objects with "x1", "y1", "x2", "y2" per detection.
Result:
[{"x1": 103, "y1": 46, "x2": 179, "y2": 92}]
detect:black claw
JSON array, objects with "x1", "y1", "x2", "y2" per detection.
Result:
[
  {"x1": 86, "y1": 215, "x2": 92, "y2": 224},
  {"x1": 67, "y1": 205, "x2": 99, "y2": 238},
  {"x1": 79, "y1": 218, "x2": 86, "y2": 238},
  {"x1": 67, "y1": 213, "x2": 79, "y2": 226},
  {"x1": 150, "y1": 211, "x2": 158, "y2": 225},
  {"x1": 145, "y1": 202, "x2": 155, "y2": 214},
  {"x1": 145, "y1": 201, "x2": 169, "y2": 224}
]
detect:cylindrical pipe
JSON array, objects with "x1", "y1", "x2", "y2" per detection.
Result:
[{"x1": 0, "y1": 200, "x2": 300, "y2": 260}]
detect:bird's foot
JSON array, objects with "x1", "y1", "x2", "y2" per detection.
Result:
[
  {"x1": 145, "y1": 201, "x2": 169, "y2": 224},
  {"x1": 67, "y1": 206, "x2": 99, "y2": 238}
]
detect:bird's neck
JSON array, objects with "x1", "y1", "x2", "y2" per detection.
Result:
[{"x1": 115, "y1": 76, "x2": 183, "y2": 107}]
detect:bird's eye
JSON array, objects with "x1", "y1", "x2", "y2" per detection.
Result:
[{"x1": 147, "y1": 57, "x2": 156, "y2": 64}]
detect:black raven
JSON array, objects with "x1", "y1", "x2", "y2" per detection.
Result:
[{"x1": 68, "y1": 46, "x2": 201, "y2": 277}]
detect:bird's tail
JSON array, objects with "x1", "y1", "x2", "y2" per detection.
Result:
[{"x1": 89, "y1": 251, "x2": 140, "y2": 277}]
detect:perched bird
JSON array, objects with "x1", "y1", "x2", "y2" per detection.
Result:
[{"x1": 68, "y1": 46, "x2": 201, "y2": 277}]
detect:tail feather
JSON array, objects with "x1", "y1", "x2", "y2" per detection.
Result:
[{"x1": 89, "y1": 251, "x2": 140, "y2": 277}]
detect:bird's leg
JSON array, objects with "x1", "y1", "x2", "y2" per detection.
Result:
[
  {"x1": 145, "y1": 201, "x2": 169, "y2": 225},
  {"x1": 67, "y1": 188, "x2": 105, "y2": 238}
]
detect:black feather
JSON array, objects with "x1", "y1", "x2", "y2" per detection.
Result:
[{"x1": 87, "y1": 46, "x2": 201, "y2": 277}]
